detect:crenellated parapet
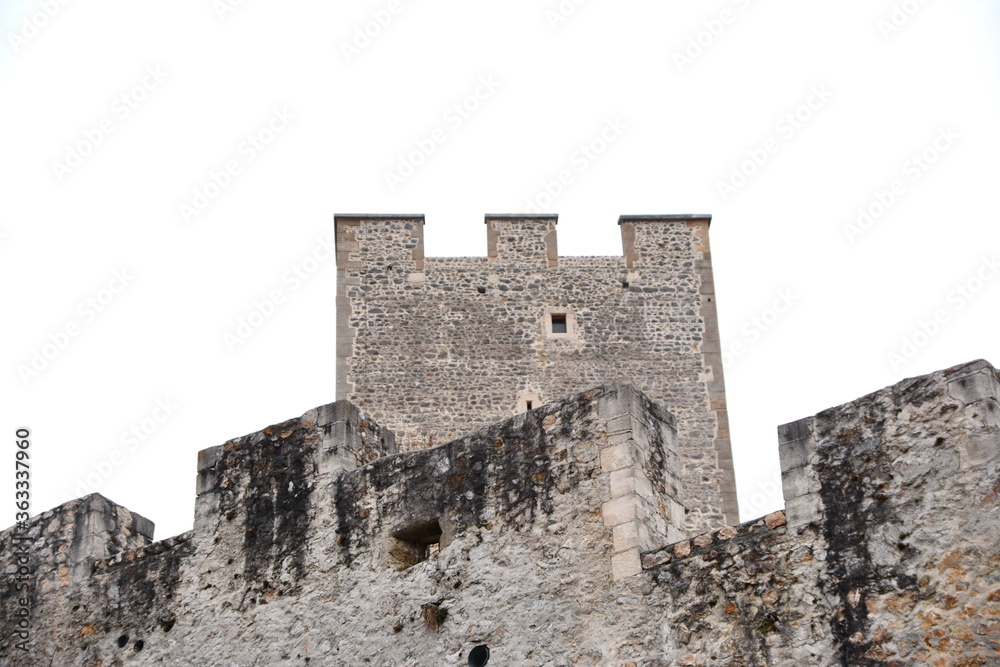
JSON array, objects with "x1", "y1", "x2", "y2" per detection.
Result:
[
  {"x1": 0, "y1": 382, "x2": 690, "y2": 663},
  {"x1": 334, "y1": 213, "x2": 425, "y2": 272},
  {"x1": 187, "y1": 384, "x2": 684, "y2": 582},
  {"x1": 0, "y1": 493, "x2": 153, "y2": 588},
  {"x1": 484, "y1": 213, "x2": 559, "y2": 268},
  {"x1": 0, "y1": 361, "x2": 997, "y2": 665}
]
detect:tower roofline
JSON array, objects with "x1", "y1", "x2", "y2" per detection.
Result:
[
  {"x1": 334, "y1": 213, "x2": 425, "y2": 223},
  {"x1": 484, "y1": 213, "x2": 558, "y2": 223},
  {"x1": 618, "y1": 214, "x2": 712, "y2": 226}
]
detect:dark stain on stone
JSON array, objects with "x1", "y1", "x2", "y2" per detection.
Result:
[
  {"x1": 421, "y1": 601, "x2": 447, "y2": 631},
  {"x1": 331, "y1": 391, "x2": 602, "y2": 565},
  {"x1": 233, "y1": 421, "x2": 313, "y2": 591},
  {"x1": 334, "y1": 473, "x2": 365, "y2": 565},
  {"x1": 100, "y1": 535, "x2": 191, "y2": 633},
  {"x1": 815, "y1": 401, "x2": 895, "y2": 666}
]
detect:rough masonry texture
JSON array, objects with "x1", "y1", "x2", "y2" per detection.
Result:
[
  {"x1": 335, "y1": 214, "x2": 735, "y2": 532},
  {"x1": 1, "y1": 215, "x2": 998, "y2": 666},
  {"x1": 3, "y1": 360, "x2": 999, "y2": 665}
]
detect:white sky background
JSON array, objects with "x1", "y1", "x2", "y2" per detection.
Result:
[{"x1": 1, "y1": 0, "x2": 998, "y2": 539}]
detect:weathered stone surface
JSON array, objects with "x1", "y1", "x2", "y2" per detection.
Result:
[
  {"x1": 1, "y1": 384, "x2": 692, "y2": 664},
  {"x1": 642, "y1": 359, "x2": 1000, "y2": 662},
  {"x1": 1, "y1": 354, "x2": 997, "y2": 660}
]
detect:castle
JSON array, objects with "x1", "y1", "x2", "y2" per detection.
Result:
[{"x1": 1, "y1": 215, "x2": 997, "y2": 666}]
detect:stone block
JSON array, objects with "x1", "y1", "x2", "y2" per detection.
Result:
[
  {"x1": 195, "y1": 469, "x2": 217, "y2": 496},
  {"x1": 959, "y1": 432, "x2": 999, "y2": 468},
  {"x1": 781, "y1": 465, "x2": 818, "y2": 501},
  {"x1": 779, "y1": 437, "x2": 814, "y2": 473},
  {"x1": 600, "y1": 441, "x2": 639, "y2": 473},
  {"x1": 718, "y1": 525, "x2": 738, "y2": 540},
  {"x1": 609, "y1": 468, "x2": 637, "y2": 498},
  {"x1": 194, "y1": 490, "x2": 219, "y2": 530},
  {"x1": 715, "y1": 437, "x2": 732, "y2": 458},
  {"x1": 778, "y1": 417, "x2": 813, "y2": 445},
  {"x1": 783, "y1": 493, "x2": 822, "y2": 527},
  {"x1": 130, "y1": 514, "x2": 156, "y2": 542},
  {"x1": 666, "y1": 524, "x2": 686, "y2": 544},
  {"x1": 716, "y1": 411, "x2": 730, "y2": 431},
  {"x1": 598, "y1": 386, "x2": 641, "y2": 421},
  {"x1": 641, "y1": 548, "x2": 671, "y2": 569},
  {"x1": 632, "y1": 473, "x2": 655, "y2": 500},
  {"x1": 317, "y1": 400, "x2": 360, "y2": 428},
  {"x1": 197, "y1": 445, "x2": 222, "y2": 472},
  {"x1": 609, "y1": 469, "x2": 655, "y2": 501},
  {"x1": 948, "y1": 368, "x2": 1000, "y2": 405},
  {"x1": 668, "y1": 499, "x2": 688, "y2": 526},
  {"x1": 693, "y1": 532, "x2": 713, "y2": 548},
  {"x1": 602, "y1": 495, "x2": 637, "y2": 526},
  {"x1": 613, "y1": 521, "x2": 639, "y2": 552},
  {"x1": 611, "y1": 549, "x2": 642, "y2": 580},
  {"x1": 606, "y1": 414, "x2": 636, "y2": 436}
]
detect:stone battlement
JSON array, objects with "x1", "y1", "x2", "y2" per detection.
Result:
[
  {"x1": 333, "y1": 213, "x2": 714, "y2": 267},
  {"x1": 1, "y1": 360, "x2": 997, "y2": 665}
]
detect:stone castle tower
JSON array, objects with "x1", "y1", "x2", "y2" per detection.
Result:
[{"x1": 335, "y1": 213, "x2": 737, "y2": 531}]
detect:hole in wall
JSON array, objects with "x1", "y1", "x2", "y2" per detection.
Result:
[
  {"x1": 158, "y1": 614, "x2": 176, "y2": 633},
  {"x1": 134, "y1": 640, "x2": 144, "y2": 652},
  {"x1": 621, "y1": 280, "x2": 629, "y2": 288},
  {"x1": 468, "y1": 644, "x2": 490, "y2": 666},
  {"x1": 117, "y1": 635, "x2": 129, "y2": 648},
  {"x1": 389, "y1": 519, "x2": 442, "y2": 569},
  {"x1": 477, "y1": 286, "x2": 486, "y2": 294}
]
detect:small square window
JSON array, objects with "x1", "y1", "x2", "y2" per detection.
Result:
[
  {"x1": 544, "y1": 310, "x2": 574, "y2": 338},
  {"x1": 517, "y1": 393, "x2": 540, "y2": 414}
]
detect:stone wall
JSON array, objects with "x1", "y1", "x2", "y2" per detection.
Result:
[
  {"x1": 335, "y1": 213, "x2": 735, "y2": 532},
  {"x1": 637, "y1": 359, "x2": 1000, "y2": 665},
  {"x1": 1, "y1": 360, "x2": 997, "y2": 666},
  {"x1": 0, "y1": 384, "x2": 688, "y2": 665}
]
